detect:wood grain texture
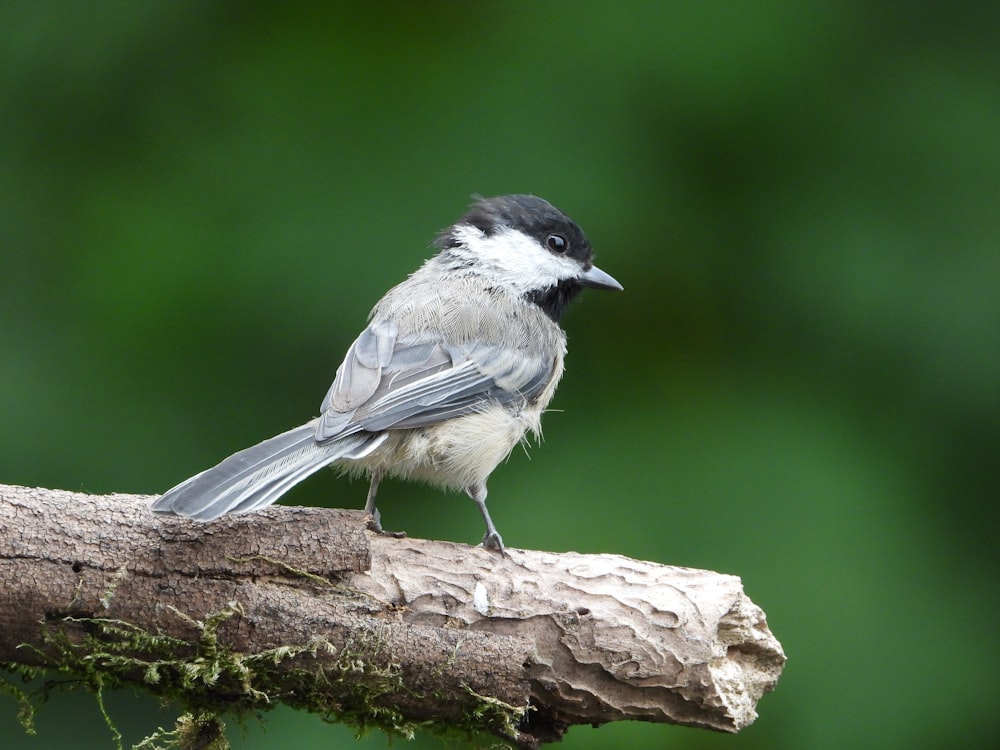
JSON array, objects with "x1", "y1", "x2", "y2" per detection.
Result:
[{"x1": 0, "y1": 483, "x2": 785, "y2": 746}]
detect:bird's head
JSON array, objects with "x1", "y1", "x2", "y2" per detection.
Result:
[{"x1": 434, "y1": 194, "x2": 622, "y2": 321}]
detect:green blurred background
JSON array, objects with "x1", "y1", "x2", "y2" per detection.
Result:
[{"x1": 2, "y1": 1, "x2": 998, "y2": 748}]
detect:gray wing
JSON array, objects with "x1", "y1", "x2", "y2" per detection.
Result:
[{"x1": 315, "y1": 318, "x2": 555, "y2": 442}]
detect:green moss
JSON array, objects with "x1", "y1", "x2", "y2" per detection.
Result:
[
  {"x1": 457, "y1": 684, "x2": 530, "y2": 744},
  {"x1": 3, "y1": 606, "x2": 528, "y2": 748},
  {"x1": 133, "y1": 712, "x2": 227, "y2": 750},
  {"x1": 2, "y1": 606, "x2": 425, "y2": 748},
  {"x1": 0, "y1": 663, "x2": 43, "y2": 735}
]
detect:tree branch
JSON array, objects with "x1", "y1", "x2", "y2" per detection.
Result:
[{"x1": 0, "y1": 483, "x2": 784, "y2": 747}]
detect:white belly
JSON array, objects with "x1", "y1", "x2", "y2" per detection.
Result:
[{"x1": 338, "y1": 405, "x2": 538, "y2": 490}]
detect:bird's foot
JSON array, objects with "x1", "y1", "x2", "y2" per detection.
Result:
[
  {"x1": 365, "y1": 508, "x2": 407, "y2": 538},
  {"x1": 481, "y1": 530, "x2": 506, "y2": 557},
  {"x1": 365, "y1": 507, "x2": 383, "y2": 532}
]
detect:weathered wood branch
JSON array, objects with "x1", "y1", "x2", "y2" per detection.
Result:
[{"x1": 0, "y1": 483, "x2": 784, "y2": 747}]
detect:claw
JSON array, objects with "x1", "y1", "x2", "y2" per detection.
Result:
[
  {"x1": 467, "y1": 481, "x2": 507, "y2": 557},
  {"x1": 481, "y1": 530, "x2": 506, "y2": 557}
]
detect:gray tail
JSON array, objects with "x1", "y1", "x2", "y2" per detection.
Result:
[{"x1": 151, "y1": 419, "x2": 385, "y2": 521}]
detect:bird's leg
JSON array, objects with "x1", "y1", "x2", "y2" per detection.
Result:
[
  {"x1": 364, "y1": 468, "x2": 383, "y2": 531},
  {"x1": 466, "y1": 481, "x2": 505, "y2": 556}
]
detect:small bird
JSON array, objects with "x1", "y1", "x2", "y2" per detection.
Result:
[{"x1": 152, "y1": 195, "x2": 622, "y2": 554}]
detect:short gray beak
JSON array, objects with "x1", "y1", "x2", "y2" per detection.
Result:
[{"x1": 579, "y1": 264, "x2": 623, "y2": 291}]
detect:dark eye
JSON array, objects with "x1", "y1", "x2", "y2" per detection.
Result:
[{"x1": 546, "y1": 234, "x2": 567, "y2": 253}]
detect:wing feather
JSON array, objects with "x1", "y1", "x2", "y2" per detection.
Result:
[{"x1": 315, "y1": 318, "x2": 555, "y2": 442}]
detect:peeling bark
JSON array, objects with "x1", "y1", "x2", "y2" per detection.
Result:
[{"x1": 0, "y1": 483, "x2": 785, "y2": 747}]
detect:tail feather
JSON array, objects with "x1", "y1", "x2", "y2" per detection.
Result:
[{"x1": 152, "y1": 420, "x2": 381, "y2": 521}]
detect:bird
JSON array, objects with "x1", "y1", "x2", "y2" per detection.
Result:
[{"x1": 151, "y1": 194, "x2": 622, "y2": 554}]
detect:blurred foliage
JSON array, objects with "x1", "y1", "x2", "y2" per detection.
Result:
[{"x1": 2, "y1": 1, "x2": 999, "y2": 748}]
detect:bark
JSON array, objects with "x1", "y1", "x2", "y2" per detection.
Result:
[{"x1": 0, "y1": 483, "x2": 785, "y2": 747}]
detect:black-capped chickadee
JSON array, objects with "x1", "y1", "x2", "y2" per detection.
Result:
[{"x1": 152, "y1": 195, "x2": 621, "y2": 554}]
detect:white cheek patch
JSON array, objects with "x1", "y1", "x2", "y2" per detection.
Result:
[{"x1": 452, "y1": 225, "x2": 581, "y2": 295}]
